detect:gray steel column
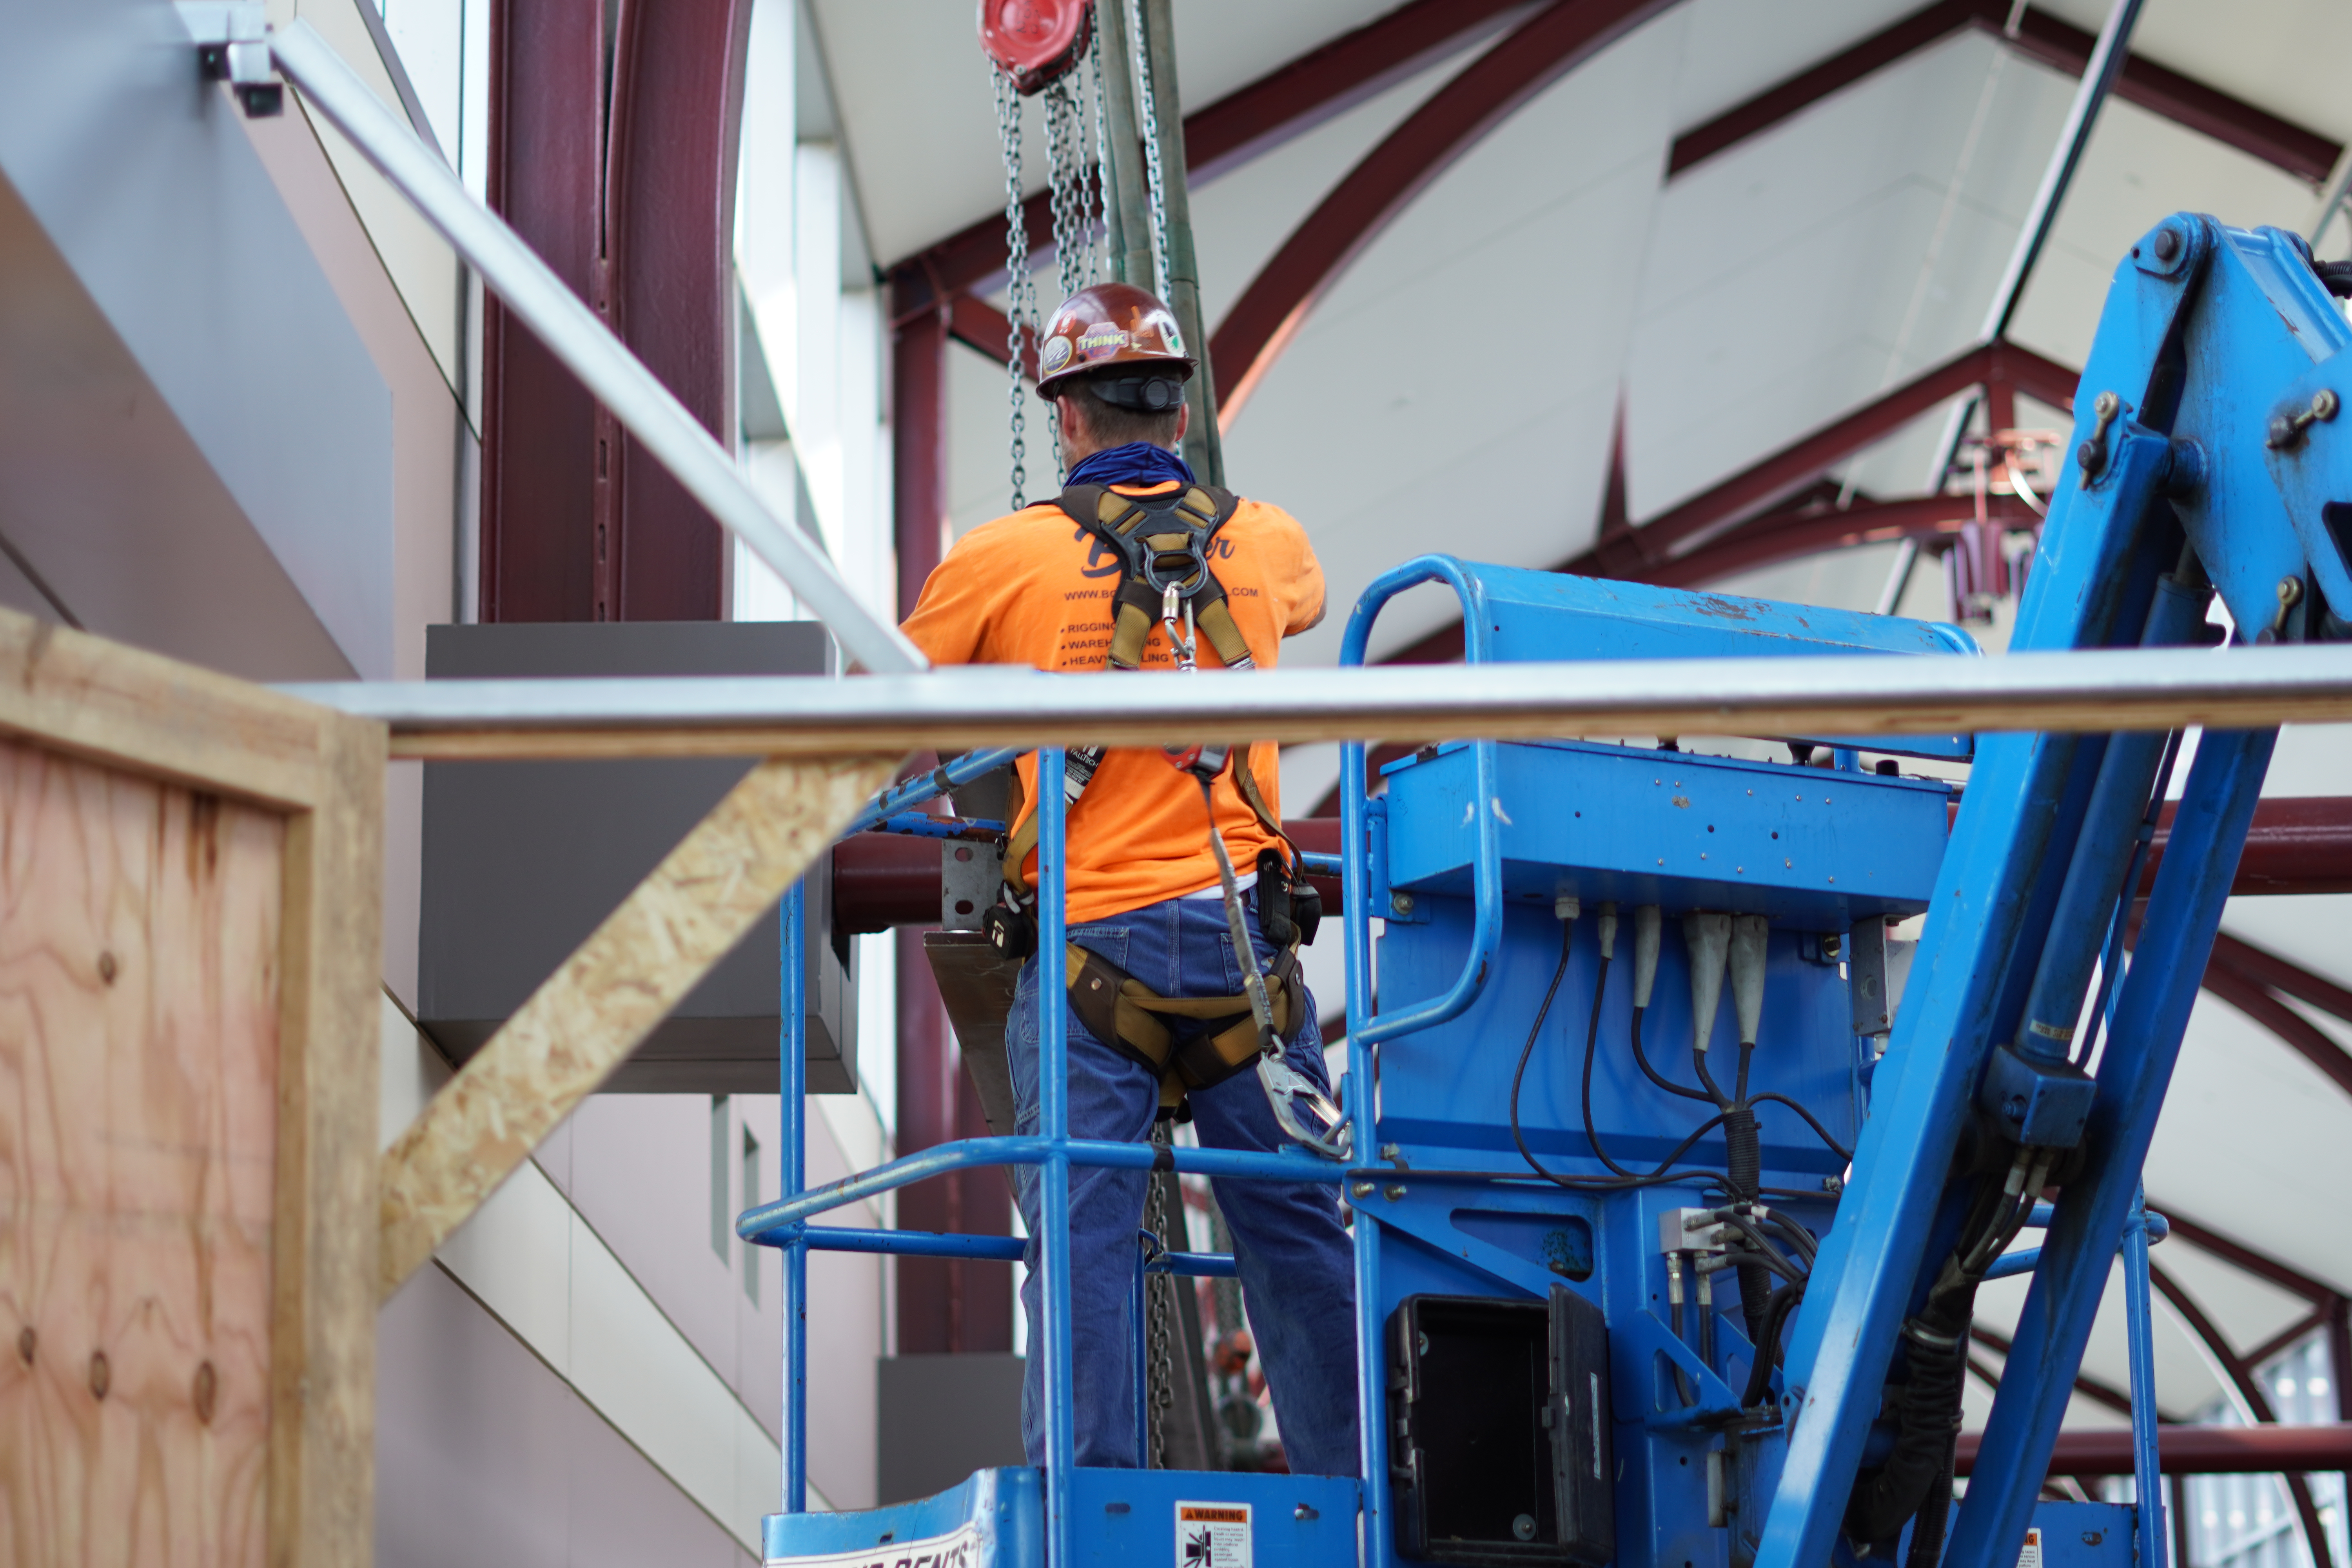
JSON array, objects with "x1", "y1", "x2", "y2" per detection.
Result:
[
  {"x1": 1138, "y1": 0, "x2": 1226, "y2": 486},
  {"x1": 1095, "y1": 0, "x2": 1152, "y2": 289}
]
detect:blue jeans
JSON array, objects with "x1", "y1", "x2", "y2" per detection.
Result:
[{"x1": 1005, "y1": 889, "x2": 1359, "y2": 1476}]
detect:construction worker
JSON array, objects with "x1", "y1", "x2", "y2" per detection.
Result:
[{"x1": 900, "y1": 282, "x2": 1358, "y2": 1476}]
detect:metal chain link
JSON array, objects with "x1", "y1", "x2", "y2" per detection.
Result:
[
  {"x1": 1123, "y1": 0, "x2": 1172, "y2": 301},
  {"x1": 1146, "y1": 1122, "x2": 1177, "y2": 1468},
  {"x1": 993, "y1": 68, "x2": 1033, "y2": 511},
  {"x1": 1045, "y1": 83, "x2": 1085, "y2": 307}
]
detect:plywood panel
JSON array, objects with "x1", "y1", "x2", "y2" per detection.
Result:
[{"x1": 0, "y1": 737, "x2": 286, "y2": 1566}]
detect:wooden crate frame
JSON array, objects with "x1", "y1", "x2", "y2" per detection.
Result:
[{"x1": 0, "y1": 610, "x2": 384, "y2": 1567}]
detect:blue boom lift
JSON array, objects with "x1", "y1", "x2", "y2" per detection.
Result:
[{"x1": 742, "y1": 213, "x2": 2341, "y2": 1568}]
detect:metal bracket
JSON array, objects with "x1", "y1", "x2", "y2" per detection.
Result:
[
  {"x1": 176, "y1": 3, "x2": 283, "y2": 116},
  {"x1": 940, "y1": 839, "x2": 1002, "y2": 932}
]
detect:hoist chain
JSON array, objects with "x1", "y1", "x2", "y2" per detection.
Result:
[
  {"x1": 1123, "y1": 0, "x2": 1172, "y2": 300},
  {"x1": 1044, "y1": 82, "x2": 1087, "y2": 307},
  {"x1": 993, "y1": 67, "x2": 1034, "y2": 511},
  {"x1": 1145, "y1": 1123, "x2": 1177, "y2": 1468}
]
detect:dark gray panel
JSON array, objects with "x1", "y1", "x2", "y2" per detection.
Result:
[
  {"x1": 419, "y1": 622, "x2": 857, "y2": 1093},
  {"x1": 877, "y1": 1354, "x2": 1027, "y2": 1506},
  {"x1": 377, "y1": 1265, "x2": 747, "y2": 1567}
]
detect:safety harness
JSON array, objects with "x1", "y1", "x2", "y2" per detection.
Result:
[{"x1": 984, "y1": 481, "x2": 1324, "y2": 1118}]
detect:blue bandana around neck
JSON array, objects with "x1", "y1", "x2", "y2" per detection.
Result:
[{"x1": 1065, "y1": 441, "x2": 1196, "y2": 492}]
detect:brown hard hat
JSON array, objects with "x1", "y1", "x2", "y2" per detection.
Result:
[{"x1": 1034, "y1": 281, "x2": 1196, "y2": 400}]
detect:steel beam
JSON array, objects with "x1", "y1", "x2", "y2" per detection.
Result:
[
  {"x1": 893, "y1": 279, "x2": 953, "y2": 616},
  {"x1": 2209, "y1": 928, "x2": 2352, "y2": 1024},
  {"x1": 1955, "y1": 1425, "x2": 2352, "y2": 1477},
  {"x1": 1209, "y1": 0, "x2": 1675, "y2": 422},
  {"x1": 2197, "y1": 962, "x2": 2352, "y2": 1102},
  {"x1": 1670, "y1": 3, "x2": 2338, "y2": 185},
  {"x1": 2147, "y1": 800, "x2": 2352, "y2": 898},
  {"x1": 601, "y1": 0, "x2": 753, "y2": 621},
  {"x1": 2003, "y1": 7, "x2": 2338, "y2": 182},
  {"x1": 947, "y1": 292, "x2": 1038, "y2": 380},
  {"x1": 279, "y1": 641, "x2": 2352, "y2": 760},
  {"x1": 1642, "y1": 493, "x2": 2042, "y2": 589},
  {"x1": 478, "y1": 0, "x2": 604, "y2": 623},
  {"x1": 2158, "y1": 1207, "x2": 2343, "y2": 1307}
]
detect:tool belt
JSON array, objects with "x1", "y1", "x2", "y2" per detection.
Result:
[{"x1": 1065, "y1": 938, "x2": 1309, "y2": 1113}]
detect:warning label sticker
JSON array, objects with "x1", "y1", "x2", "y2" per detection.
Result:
[
  {"x1": 1176, "y1": 1501, "x2": 1252, "y2": 1568},
  {"x1": 764, "y1": 1521, "x2": 981, "y2": 1568},
  {"x1": 2017, "y1": 1527, "x2": 2043, "y2": 1568}
]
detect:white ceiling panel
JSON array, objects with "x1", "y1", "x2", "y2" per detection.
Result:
[
  {"x1": 2146, "y1": 993, "x2": 2352, "y2": 1298},
  {"x1": 2039, "y1": 0, "x2": 2352, "y2": 149},
  {"x1": 1626, "y1": 32, "x2": 2071, "y2": 520},
  {"x1": 1227, "y1": 14, "x2": 1688, "y2": 666},
  {"x1": 1663, "y1": 0, "x2": 1922, "y2": 135}
]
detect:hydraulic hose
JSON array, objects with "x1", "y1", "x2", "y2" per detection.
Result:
[{"x1": 1722, "y1": 1104, "x2": 1771, "y2": 1339}]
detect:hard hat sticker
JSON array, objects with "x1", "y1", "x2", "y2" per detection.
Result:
[
  {"x1": 1143, "y1": 309, "x2": 1183, "y2": 356},
  {"x1": 1175, "y1": 1501, "x2": 1250, "y2": 1568},
  {"x1": 1077, "y1": 323, "x2": 1127, "y2": 358},
  {"x1": 1040, "y1": 335, "x2": 1073, "y2": 375}
]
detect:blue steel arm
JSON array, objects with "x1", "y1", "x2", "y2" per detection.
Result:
[
  {"x1": 1947, "y1": 218, "x2": 2343, "y2": 1568},
  {"x1": 1339, "y1": 556, "x2": 1503, "y2": 1046},
  {"x1": 780, "y1": 880, "x2": 808, "y2": 1515},
  {"x1": 1754, "y1": 218, "x2": 2223, "y2": 1568},
  {"x1": 1948, "y1": 724, "x2": 2277, "y2": 1568},
  {"x1": 1036, "y1": 748, "x2": 1074, "y2": 1568}
]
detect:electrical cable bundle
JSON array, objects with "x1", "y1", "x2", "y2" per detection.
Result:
[
  {"x1": 1503, "y1": 902, "x2": 1853, "y2": 1420},
  {"x1": 1507, "y1": 906, "x2": 1851, "y2": 1195},
  {"x1": 1843, "y1": 1150, "x2": 2052, "y2": 1568}
]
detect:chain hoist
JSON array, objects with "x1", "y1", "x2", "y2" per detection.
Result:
[{"x1": 991, "y1": 9, "x2": 1109, "y2": 508}]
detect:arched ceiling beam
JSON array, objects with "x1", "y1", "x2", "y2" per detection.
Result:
[
  {"x1": 2156, "y1": 1205, "x2": 2340, "y2": 1309},
  {"x1": 1670, "y1": 0, "x2": 2339, "y2": 183},
  {"x1": 1970, "y1": 1323, "x2": 2180, "y2": 1423},
  {"x1": 2122, "y1": 922, "x2": 2352, "y2": 1111},
  {"x1": 892, "y1": 0, "x2": 1538, "y2": 295},
  {"x1": 1366, "y1": 338, "x2": 2076, "y2": 668},
  {"x1": 1639, "y1": 493, "x2": 2040, "y2": 590},
  {"x1": 2150, "y1": 1262, "x2": 2338, "y2": 1568},
  {"x1": 1208, "y1": 0, "x2": 1676, "y2": 421}
]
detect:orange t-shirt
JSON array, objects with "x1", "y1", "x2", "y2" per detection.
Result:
[{"x1": 902, "y1": 484, "x2": 1325, "y2": 925}]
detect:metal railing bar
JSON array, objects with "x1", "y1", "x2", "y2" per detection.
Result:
[
  {"x1": 279, "y1": 642, "x2": 2352, "y2": 760},
  {"x1": 735, "y1": 1134, "x2": 1347, "y2": 1241},
  {"x1": 767, "y1": 1223, "x2": 1240, "y2": 1278}
]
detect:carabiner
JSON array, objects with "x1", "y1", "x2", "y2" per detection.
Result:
[{"x1": 1258, "y1": 1050, "x2": 1352, "y2": 1161}]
